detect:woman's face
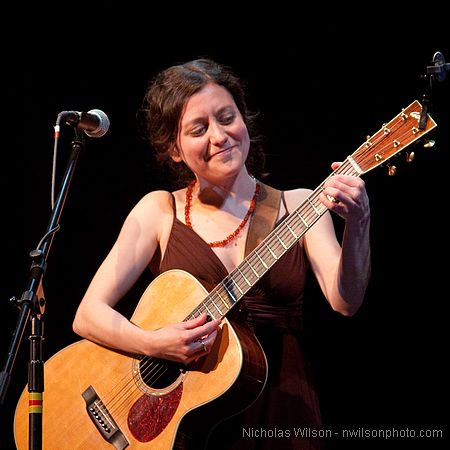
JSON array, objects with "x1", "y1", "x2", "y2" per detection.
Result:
[{"x1": 174, "y1": 83, "x2": 250, "y2": 184}]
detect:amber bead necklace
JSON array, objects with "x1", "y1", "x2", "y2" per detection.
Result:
[{"x1": 184, "y1": 179, "x2": 260, "y2": 248}]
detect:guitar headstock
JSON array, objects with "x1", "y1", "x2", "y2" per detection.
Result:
[{"x1": 351, "y1": 100, "x2": 437, "y2": 175}]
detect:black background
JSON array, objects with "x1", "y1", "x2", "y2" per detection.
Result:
[{"x1": 1, "y1": 3, "x2": 449, "y2": 449}]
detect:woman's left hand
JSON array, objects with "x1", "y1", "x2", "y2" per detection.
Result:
[{"x1": 321, "y1": 161, "x2": 370, "y2": 221}]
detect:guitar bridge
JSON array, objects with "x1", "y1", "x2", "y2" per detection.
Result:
[{"x1": 82, "y1": 385, "x2": 129, "y2": 449}]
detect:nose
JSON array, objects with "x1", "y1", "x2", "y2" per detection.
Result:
[{"x1": 208, "y1": 121, "x2": 228, "y2": 146}]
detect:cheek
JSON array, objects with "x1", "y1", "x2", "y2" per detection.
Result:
[
  {"x1": 176, "y1": 137, "x2": 206, "y2": 163},
  {"x1": 238, "y1": 126, "x2": 251, "y2": 154},
  {"x1": 234, "y1": 118, "x2": 249, "y2": 140}
]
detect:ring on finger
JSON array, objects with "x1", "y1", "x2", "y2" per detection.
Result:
[{"x1": 326, "y1": 194, "x2": 339, "y2": 203}]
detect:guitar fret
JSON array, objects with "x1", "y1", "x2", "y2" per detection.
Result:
[
  {"x1": 237, "y1": 266, "x2": 252, "y2": 286},
  {"x1": 223, "y1": 283, "x2": 238, "y2": 304},
  {"x1": 264, "y1": 241, "x2": 278, "y2": 260},
  {"x1": 254, "y1": 251, "x2": 269, "y2": 269},
  {"x1": 278, "y1": 226, "x2": 297, "y2": 248},
  {"x1": 216, "y1": 284, "x2": 233, "y2": 309},
  {"x1": 285, "y1": 222, "x2": 298, "y2": 239},
  {"x1": 274, "y1": 231, "x2": 287, "y2": 249},
  {"x1": 214, "y1": 290, "x2": 231, "y2": 310},
  {"x1": 296, "y1": 210, "x2": 309, "y2": 227},
  {"x1": 203, "y1": 303, "x2": 214, "y2": 318},
  {"x1": 244, "y1": 259, "x2": 261, "y2": 280},
  {"x1": 243, "y1": 264, "x2": 260, "y2": 284},
  {"x1": 288, "y1": 216, "x2": 306, "y2": 237},
  {"x1": 268, "y1": 234, "x2": 286, "y2": 259},
  {"x1": 189, "y1": 309, "x2": 200, "y2": 319},
  {"x1": 307, "y1": 198, "x2": 321, "y2": 215},
  {"x1": 231, "y1": 278, "x2": 244, "y2": 295},
  {"x1": 207, "y1": 298, "x2": 223, "y2": 317}
]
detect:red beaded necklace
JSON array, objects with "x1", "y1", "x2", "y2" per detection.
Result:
[{"x1": 184, "y1": 180, "x2": 260, "y2": 248}]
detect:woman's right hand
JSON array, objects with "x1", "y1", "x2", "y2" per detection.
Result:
[{"x1": 147, "y1": 313, "x2": 221, "y2": 364}]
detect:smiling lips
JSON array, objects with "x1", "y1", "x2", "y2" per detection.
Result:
[{"x1": 207, "y1": 145, "x2": 236, "y2": 161}]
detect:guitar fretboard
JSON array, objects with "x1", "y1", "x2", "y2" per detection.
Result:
[{"x1": 185, "y1": 158, "x2": 361, "y2": 321}]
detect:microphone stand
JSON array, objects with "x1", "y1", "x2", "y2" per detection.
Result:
[{"x1": 0, "y1": 127, "x2": 86, "y2": 450}]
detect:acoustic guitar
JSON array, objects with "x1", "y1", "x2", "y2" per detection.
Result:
[{"x1": 14, "y1": 100, "x2": 437, "y2": 449}]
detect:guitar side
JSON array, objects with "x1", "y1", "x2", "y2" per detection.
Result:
[{"x1": 14, "y1": 269, "x2": 267, "y2": 449}]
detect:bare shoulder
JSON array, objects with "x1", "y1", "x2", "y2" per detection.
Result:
[
  {"x1": 127, "y1": 190, "x2": 174, "y2": 222},
  {"x1": 134, "y1": 190, "x2": 173, "y2": 209},
  {"x1": 119, "y1": 190, "x2": 175, "y2": 245},
  {"x1": 283, "y1": 187, "x2": 313, "y2": 212}
]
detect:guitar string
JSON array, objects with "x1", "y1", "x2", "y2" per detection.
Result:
[
  {"x1": 102, "y1": 356, "x2": 177, "y2": 416},
  {"x1": 88, "y1": 107, "x2": 422, "y2": 426},
  {"x1": 97, "y1": 291, "x2": 227, "y2": 418},
  {"x1": 103, "y1": 291, "x2": 225, "y2": 416}
]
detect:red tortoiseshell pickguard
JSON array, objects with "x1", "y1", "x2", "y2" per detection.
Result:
[{"x1": 127, "y1": 384, "x2": 183, "y2": 442}]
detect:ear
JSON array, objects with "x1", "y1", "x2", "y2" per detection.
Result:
[{"x1": 170, "y1": 145, "x2": 183, "y2": 163}]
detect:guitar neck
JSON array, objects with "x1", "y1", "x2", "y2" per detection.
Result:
[{"x1": 184, "y1": 99, "x2": 437, "y2": 322}]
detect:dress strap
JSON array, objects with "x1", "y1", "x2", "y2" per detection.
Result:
[{"x1": 244, "y1": 181, "x2": 282, "y2": 257}]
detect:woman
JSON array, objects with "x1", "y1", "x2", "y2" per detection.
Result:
[{"x1": 73, "y1": 58, "x2": 371, "y2": 449}]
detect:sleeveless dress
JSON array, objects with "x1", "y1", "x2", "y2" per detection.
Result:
[{"x1": 149, "y1": 191, "x2": 323, "y2": 450}]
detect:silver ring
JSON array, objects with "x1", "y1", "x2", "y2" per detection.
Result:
[
  {"x1": 201, "y1": 340, "x2": 207, "y2": 352},
  {"x1": 326, "y1": 194, "x2": 339, "y2": 203}
]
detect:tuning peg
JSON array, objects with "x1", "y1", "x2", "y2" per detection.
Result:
[
  {"x1": 423, "y1": 139, "x2": 435, "y2": 149},
  {"x1": 387, "y1": 163, "x2": 397, "y2": 176},
  {"x1": 406, "y1": 151, "x2": 415, "y2": 162}
]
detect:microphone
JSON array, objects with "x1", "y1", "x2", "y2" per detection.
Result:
[{"x1": 58, "y1": 109, "x2": 110, "y2": 138}]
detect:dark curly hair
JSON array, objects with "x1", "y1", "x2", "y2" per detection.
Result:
[{"x1": 138, "y1": 58, "x2": 266, "y2": 188}]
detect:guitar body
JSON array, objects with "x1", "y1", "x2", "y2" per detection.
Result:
[{"x1": 14, "y1": 269, "x2": 268, "y2": 449}]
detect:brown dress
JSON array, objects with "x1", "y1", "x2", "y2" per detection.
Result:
[{"x1": 150, "y1": 191, "x2": 323, "y2": 450}]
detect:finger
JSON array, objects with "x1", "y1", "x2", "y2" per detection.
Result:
[
  {"x1": 331, "y1": 161, "x2": 342, "y2": 171},
  {"x1": 326, "y1": 175, "x2": 363, "y2": 190},
  {"x1": 191, "y1": 318, "x2": 221, "y2": 342},
  {"x1": 192, "y1": 338, "x2": 210, "y2": 362},
  {"x1": 198, "y1": 338, "x2": 208, "y2": 353},
  {"x1": 203, "y1": 318, "x2": 221, "y2": 333},
  {"x1": 188, "y1": 337, "x2": 208, "y2": 357},
  {"x1": 195, "y1": 327, "x2": 219, "y2": 352},
  {"x1": 320, "y1": 192, "x2": 341, "y2": 208},
  {"x1": 324, "y1": 180, "x2": 363, "y2": 202},
  {"x1": 322, "y1": 186, "x2": 343, "y2": 203},
  {"x1": 325, "y1": 194, "x2": 340, "y2": 204},
  {"x1": 182, "y1": 313, "x2": 209, "y2": 330}
]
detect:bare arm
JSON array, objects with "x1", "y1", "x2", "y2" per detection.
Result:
[
  {"x1": 286, "y1": 162, "x2": 371, "y2": 316},
  {"x1": 72, "y1": 190, "x2": 220, "y2": 363}
]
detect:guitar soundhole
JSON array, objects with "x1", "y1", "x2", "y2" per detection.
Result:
[{"x1": 134, "y1": 356, "x2": 186, "y2": 393}]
